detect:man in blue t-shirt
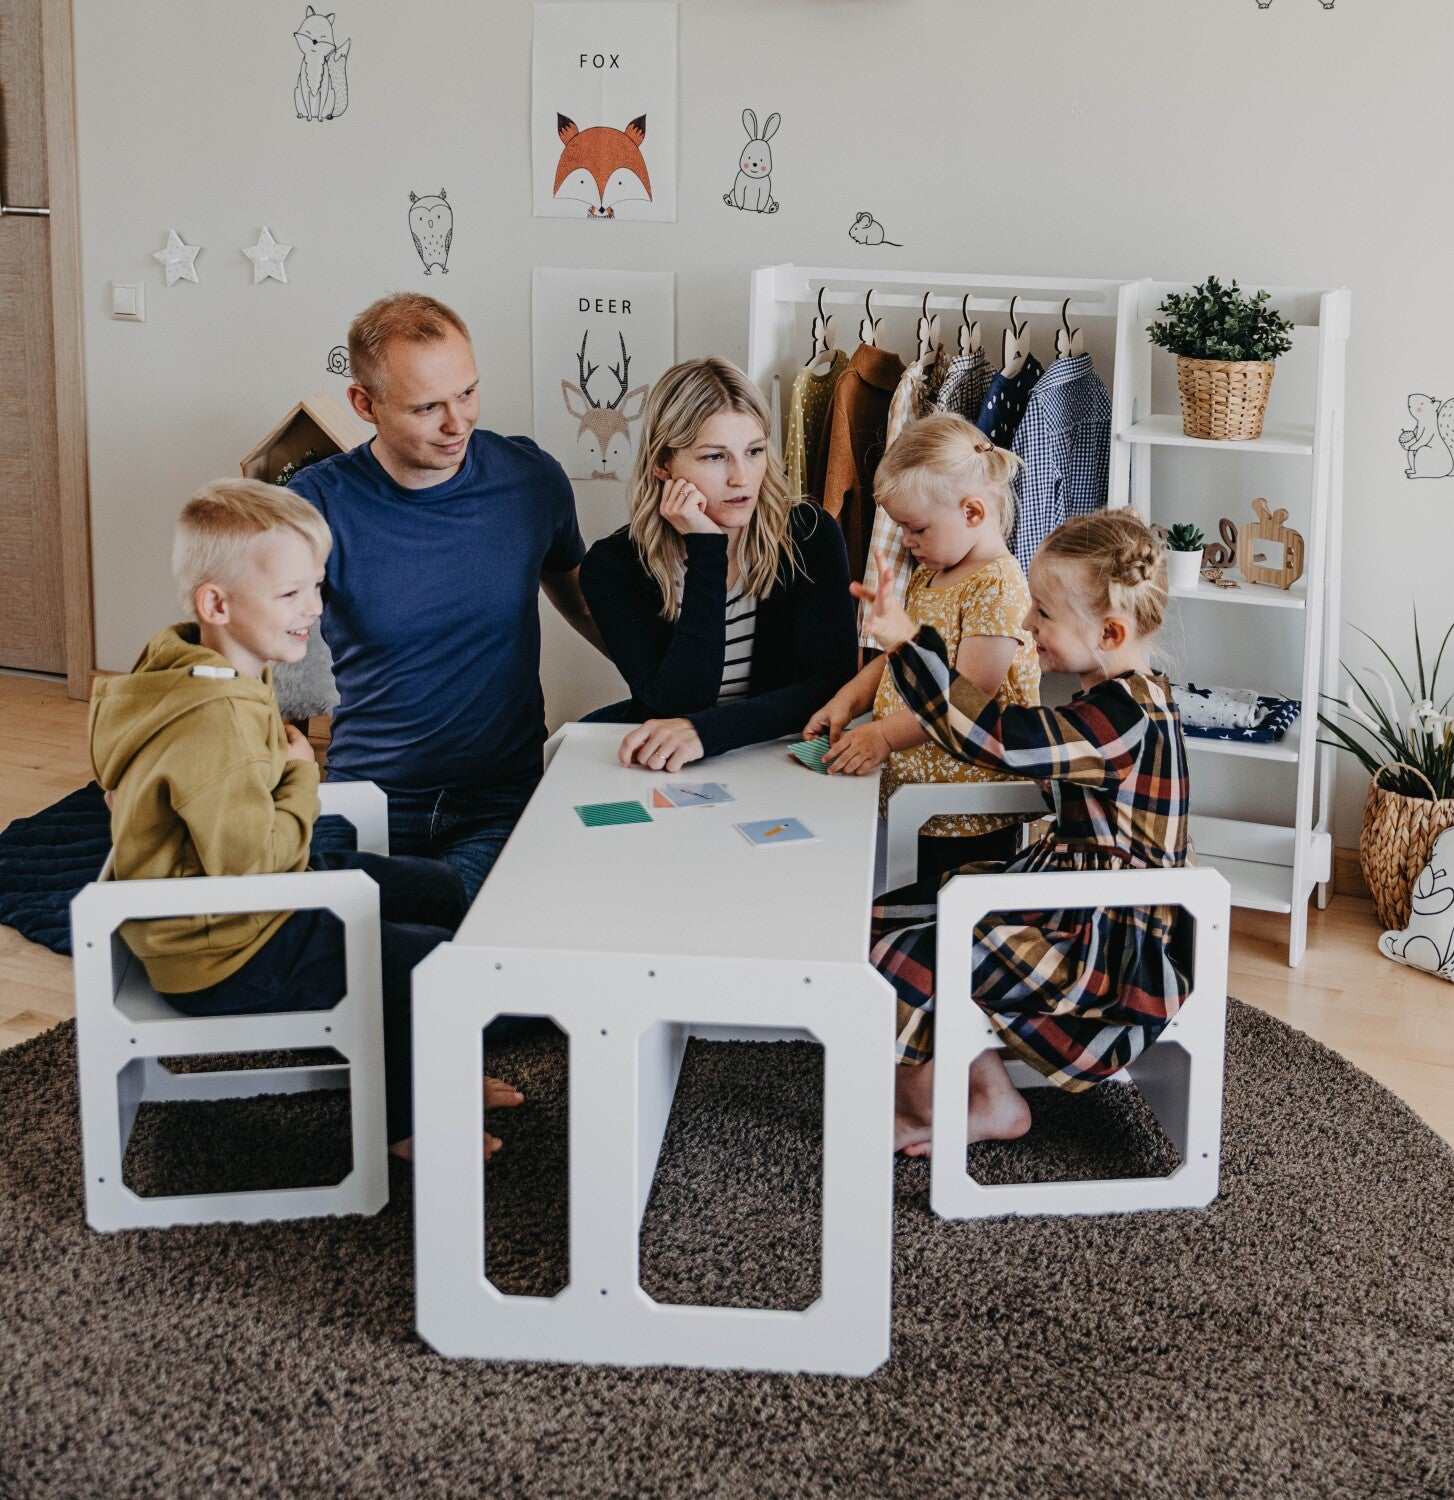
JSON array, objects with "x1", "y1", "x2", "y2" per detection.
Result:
[{"x1": 290, "y1": 293, "x2": 601, "y2": 901}]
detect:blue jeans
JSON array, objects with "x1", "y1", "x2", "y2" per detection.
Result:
[
  {"x1": 162, "y1": 850, "x2": 466, "y2": 1144},
  {"x1": 312, "y1": 775, "x2": 540, "y2": 906}
]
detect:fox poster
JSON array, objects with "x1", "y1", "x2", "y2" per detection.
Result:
[
  {"x1": 532, "y1": 268, "x2": 675, "y2": 481},
  {"x1": 532, "y1": 3, "x2": 678, "y2": 222}
]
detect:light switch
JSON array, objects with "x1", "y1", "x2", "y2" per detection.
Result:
[{"x1": 110, "y1": 281, "x2": 144, "y2": 321}]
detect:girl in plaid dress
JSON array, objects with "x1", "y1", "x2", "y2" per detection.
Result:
[{"x1": 854, "y1": 510, "x2": 1191, "y2": 1155}]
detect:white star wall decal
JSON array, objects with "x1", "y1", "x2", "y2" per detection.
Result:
[
  {"x1": 152, "y1": 229, "x2": 200, "y2": 286},
  {"x1": 242, "y1": 226, "x2": 293, "y2": 285}
]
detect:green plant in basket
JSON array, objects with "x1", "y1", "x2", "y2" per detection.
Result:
[
  {"x1": 1317, "y1": 610, "x2": 1454, "y2": 799},
  {"x1": 1165, "y1": 523, "x2": 1205, "y2": 552},
  {"x1": 1147, "y1": 277, "x2": 1294, "y2": 364}
]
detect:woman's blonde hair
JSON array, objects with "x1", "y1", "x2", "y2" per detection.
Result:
[
  {"x1": 173, "y1": 478, "x2": 332, "y2": 618},
  {"x1": 1037, "y1": 509, "x2": 1169, "y2": 641},
  {"x1": 873, "y1": 413, "x2": 1022, "y2": 541},
  {"x1": 625, "y1": 357, "x2": 802, "y2": 620}
]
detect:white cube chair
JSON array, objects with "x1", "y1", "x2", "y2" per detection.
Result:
[
  {"x1": 71, "y1": 781, "x2": 392, "y2": 1231},
  {"x1": 885, "y1": 783, "x2": 1231, "y2": 1219}
]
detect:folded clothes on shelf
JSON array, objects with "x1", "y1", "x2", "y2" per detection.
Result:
[{"x1": 1173, "y1": 683, "x2": 1302, "y2": 743}]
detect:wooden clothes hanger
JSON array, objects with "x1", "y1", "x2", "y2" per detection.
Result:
[
  {"x1": 914, "y1": 291, "x2": 942, "y2": 365},
  {"x1": 958, "y1": 293, "x2": 983, "y2": 358},
  {"x1": 1054, "y1": 298, "x2": 1086, "y2": 361},
  {"x1": 806, "y1": 286, "x2": 838, "y2": 375},
  {"x1": 1001, "y1": 295, "x2": 1032, "y2": 380},
  {"x1": 858, "y1": 288, "x2": 881, "y2": 349}
]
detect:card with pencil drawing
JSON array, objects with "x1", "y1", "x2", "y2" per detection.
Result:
[{"x1": 735, "y1": 817, "x2": 816, "y2": 847}]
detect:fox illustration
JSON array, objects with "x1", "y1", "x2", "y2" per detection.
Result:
[
  {"x1": 325, "y1": 36, "x2": 351, "y2": 120},
  {"x1": 294, "y1": 8, "x2": 350, "y2": 122},
  {"x1": 553, "y1": 113, "x2": 651, "y2": 219}
]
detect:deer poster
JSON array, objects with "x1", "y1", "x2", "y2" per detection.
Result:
[
  {"x1": 532, "y1": 268, "x2": 675, "y2": 481},
  {"x1": 532, "y1": 3, "x2": 678, "y2": 222}
]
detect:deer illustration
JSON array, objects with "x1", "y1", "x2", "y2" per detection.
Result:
[{"x1": 560, "y1": 331, "x2": 648, "y2": 480}]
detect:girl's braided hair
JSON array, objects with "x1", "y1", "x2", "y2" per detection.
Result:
[{"x1": 1038, "y1": 509, "x2": 1169, "y2": 639}]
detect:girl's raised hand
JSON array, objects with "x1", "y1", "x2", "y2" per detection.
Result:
[
  {"x1": 658, "y1": 478, "x2": 722, "y2": 537},
  {"x1": 850, "y1": 548, "x2": 918, "y2": 653}
]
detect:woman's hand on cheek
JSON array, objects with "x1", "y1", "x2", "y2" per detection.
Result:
[
  {"x1": 658, "y1": 478, "x2": 723, "y2": 537},
  {"x1": 619, "y1": 717, "x2": 706, "y2": 773}
]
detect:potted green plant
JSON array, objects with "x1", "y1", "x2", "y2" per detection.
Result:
[
  {"x1": 1164, "y1": 523, "x2": 1205, "y2": 591},
  {"x1": 1317, "y1": 610, "x2": 1454, "y2": 929},
  {"x1": 1147, "y1": 276, "x2": 1295, "y2": 441}
]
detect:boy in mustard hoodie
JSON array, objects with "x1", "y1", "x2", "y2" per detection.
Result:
[{"x1": 89, "y1": 479, "x2": 522, "y2": 1158}]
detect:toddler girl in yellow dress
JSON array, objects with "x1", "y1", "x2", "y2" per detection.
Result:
[{"x1": 806, "y1": 413, "x2": 1040, "y2": 877}]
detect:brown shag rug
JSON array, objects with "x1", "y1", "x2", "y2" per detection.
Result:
[{"x1": 2, "y1": 1003, "x2": 1452, "y2": 1499}]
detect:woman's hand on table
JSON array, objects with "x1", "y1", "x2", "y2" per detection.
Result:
[
  {"x1": 850, "y1": 548, "x2": 918, "y2": 654},
  {"x1": 619, "y1": 717, "x2": 706, "y2": 772},
  {"x1": 658, "y1": 478, "x2": 723, "y2": 537},
  {"x1": 822, "y1": 721, "x2": 892, "y2": 776}
]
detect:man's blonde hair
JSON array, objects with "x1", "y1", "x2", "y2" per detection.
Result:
[
  {"x1": 173, "y1": 479, "x2": 332, "y2": 618},
  {"x1": 348, "y1": 292, "x2": 471, "y2": 398},
  {"x1": 625, "y1": 357, "x2": 802, "y2": 621},
  {"x1": 874, "y1": 413, "x2": 1023, "y2": 541}
]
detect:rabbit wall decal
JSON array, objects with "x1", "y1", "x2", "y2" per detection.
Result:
[{"x1": 724, "y1": 108, "x2": 780, "y2": 214}]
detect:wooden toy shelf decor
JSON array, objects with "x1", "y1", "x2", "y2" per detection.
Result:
[
  {"x1": 239, "y1": 390, "x2": 367, "y2": 485},
  {"x1": 1235, "y1": 499, "x2": 1305, "y2": 591}
]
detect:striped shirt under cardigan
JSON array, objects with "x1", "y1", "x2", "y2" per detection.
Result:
[{"x1": 870, "y1": 625, "x2": 1192, "y2": 1088}]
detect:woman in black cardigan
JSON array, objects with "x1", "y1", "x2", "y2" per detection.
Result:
[{"x1": 580, "y1": 357, "x2": 857, "y2": 772}]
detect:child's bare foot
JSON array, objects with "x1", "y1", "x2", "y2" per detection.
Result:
[
  {"x1": 485, "y1": 1076, "x2": 524, "y2": 1109},
  {"x1": 388, "y1": 1132, "x2": 504, "y2": 1162},
  {"x1": 893, "y1": 1052, "x2": 1032, "y2": 1155},
  {"x1": 894, "y1": 1059, "x2": 935, "y2": 1155},
  {"x1": 966, "y1": 1049, "x2": 1032, "y2": 1144}
]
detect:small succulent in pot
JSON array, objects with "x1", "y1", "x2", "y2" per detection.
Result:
[
  {"x1": 1164, "y1": 523, "x2": 1206, "y2": 590},
  {"x1": 1165, "y1": 523, "x2": 1206, "y2": 552}
]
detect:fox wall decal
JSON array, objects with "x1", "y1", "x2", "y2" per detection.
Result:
[{"x1": 553, "y1": 113, "x2": 651, "y2": 219}]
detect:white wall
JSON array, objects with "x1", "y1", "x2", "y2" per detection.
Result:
[{"x1": 73, "y1": 0, "x2": 1454, "y2": 844}]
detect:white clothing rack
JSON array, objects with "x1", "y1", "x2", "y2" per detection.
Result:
[{"x1": 746, "y1": 263, "x2": 1350, "y2": 968}]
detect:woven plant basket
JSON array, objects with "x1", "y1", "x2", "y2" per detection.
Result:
[
  {"x1": 1175, "y1": 355, "x2": 1275, "y2": 441},
  {"x1": 1359, "y1": 762, "x2": 1454, "y2": 930}
]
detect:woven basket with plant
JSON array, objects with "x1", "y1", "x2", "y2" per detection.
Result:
[
  {"x1": 1148, "y1": 277, "x2": 1294, "y2": 441},
  {"x1": 1318, "y1": 612, "x2": 1454, "y2": 929}
]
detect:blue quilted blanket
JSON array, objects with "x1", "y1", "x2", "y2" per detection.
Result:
[
  {"x1": 0, "y1": 786, "x2": 356, "y2": 958},
  {"x1": 0, "y1": 783, "x2": 110, "y2": 956}
]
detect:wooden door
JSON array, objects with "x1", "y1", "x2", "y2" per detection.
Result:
[{"x1": 0, "y1": 0, "x2": 66, "y2": 673}]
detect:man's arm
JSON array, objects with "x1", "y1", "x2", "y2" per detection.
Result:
[{"x1": 541, "y1": 565, "x2": 606, "y2": 654}]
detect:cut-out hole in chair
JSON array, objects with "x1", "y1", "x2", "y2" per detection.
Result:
[{"x1": 120, "y1": 1050, "x2": 354, "y2": 1198}]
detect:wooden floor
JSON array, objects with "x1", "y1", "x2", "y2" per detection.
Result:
[{"x1": 3, "y1": 671, "x2": 1452, "y2": 1147}]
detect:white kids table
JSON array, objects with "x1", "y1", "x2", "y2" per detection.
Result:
[{"x1": 410, "y1": 723, "x2": 896, "y2": 1376}]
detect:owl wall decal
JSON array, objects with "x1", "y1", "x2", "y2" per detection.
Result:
[{"x1": 408, "y1": 190, "x2": 453, "y2": 275}]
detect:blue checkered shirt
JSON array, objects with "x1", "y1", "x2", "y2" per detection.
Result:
[{"x1": 1009, "y1": 353, "x2": 1111, "y2": 572}]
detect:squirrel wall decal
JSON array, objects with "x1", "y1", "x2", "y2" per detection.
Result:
[{"x1": 1399, "y1": 393, "x2": 1454, "y2": 479}]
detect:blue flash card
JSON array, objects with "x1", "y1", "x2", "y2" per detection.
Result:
[
  {"x1": 659, "y1": 782, "x2": 734, "y2": 808},
  {"x1": 735, "y1": 817, "x2": 817, "y2": 847}
]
